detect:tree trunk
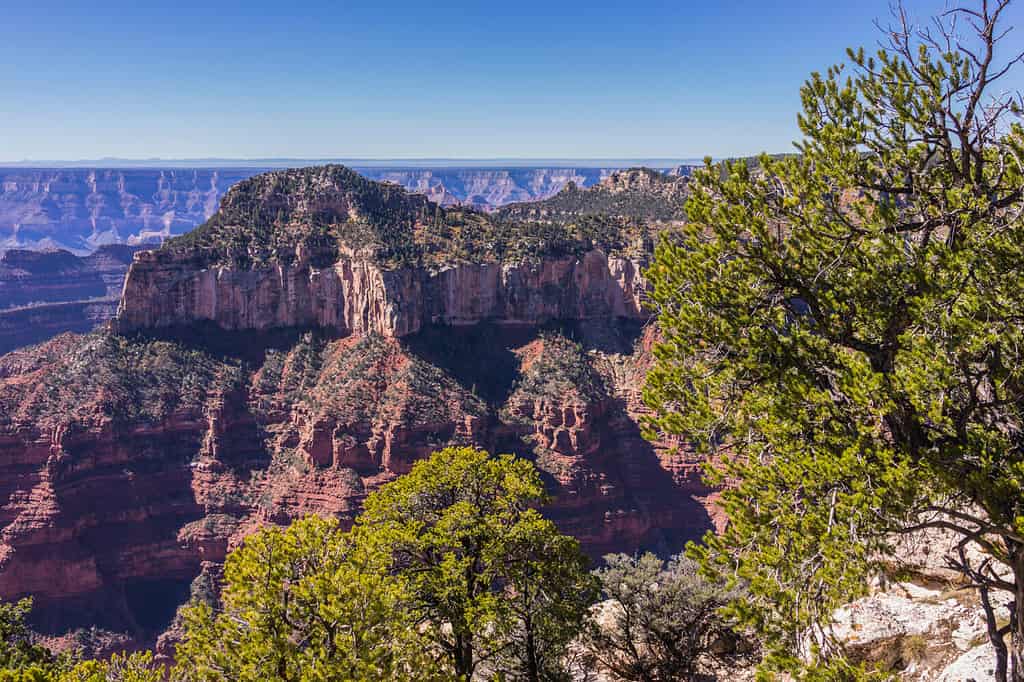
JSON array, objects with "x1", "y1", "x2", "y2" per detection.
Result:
[
  {"x1": 1011, "y1": 542, "x2": 1024, "y2": 682},
  {"x1": 525, "y1": 613, "x2": 540, "y2": 682},
  {"x1": 980, "y1": 585, "x2": 1009, "y2": 682},
  {"x1": 454, "y1": 632, "x2": 474, "y2": 681}
]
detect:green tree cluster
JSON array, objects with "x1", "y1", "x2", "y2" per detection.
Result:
[
  {"x1": 0, "y1": 448, "x2": 749, "y2": 681},
  {"x1": 176, "y1": 446, "x2": 597, "y2": 682}
]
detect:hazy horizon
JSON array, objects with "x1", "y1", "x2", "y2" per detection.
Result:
[{"x1": 0, "y1": 156, "x2": 708, "y2": 169}]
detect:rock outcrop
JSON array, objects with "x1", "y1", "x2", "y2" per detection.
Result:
[
  {"x1": 114, "y1": 165, "x2": 657, "y2": 336},
  {"x1": 810, "y1": 525, "x2": 1010, "y2": 681},
  {"x1": 496, "y1": 167, "x2": 689, "y2": 222}
]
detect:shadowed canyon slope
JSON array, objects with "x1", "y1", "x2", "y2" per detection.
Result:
[
  {"x1": 0, "y1": 166, "x2": 708, "y2": 652},
  {"x1": 0, "y1": 245, "x2": 143, "y2": 354}
]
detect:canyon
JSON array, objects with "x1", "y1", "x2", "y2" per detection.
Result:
[
  {"x1": 0, "y1": 165, "x2": 695, "y2": 357},
  {"x1": 0, "y1": 166, "x2": 661, "y2": 255},
  {"x1": 0, "y1": 245, "x2": 142, "y2": 354},
  {"x1": 0, "y1": 166, "x2": 709, "y2": 655}
]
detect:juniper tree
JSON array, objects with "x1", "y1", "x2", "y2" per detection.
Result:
[
  {"x1": 644, "y1": 1, "x2": 1024, "y2": 678},
  {"x1": 354, "y1": 446, "x2": 595, "y2": 682},
  {"x1": 581, "y1": 553, "x2": 750, "y2": 681},
  {"x1": 173, "y1": 516, "x2": 439, "y2": 682}
]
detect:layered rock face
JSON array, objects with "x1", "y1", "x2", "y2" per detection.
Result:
[
  {"x1": 0, "y1": 245, "x2": 138, "y2": 309},
  {"x1": 359, "y1": 167, "x2": 613, "y2": 209},
  {"x1": 0, "y1": 170, "x2": 259, "y2": 254},
  {"x1": 0, "y1": 324, "x2": 713, "y2": 648},
  {"x1": 0, "y1": 300, "x2": 120, "y2": 355},
  {"x1": 115, "y1": 165, "x2": 657, "y2": 336},
  {"x1": 115, "y1": 248, "x2": 646, "y2": 337},
  {"x1": 0, "y1": 165, "x2": 708, "y2": 650}
]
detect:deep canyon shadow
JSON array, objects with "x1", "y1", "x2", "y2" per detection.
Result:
[{"x1": 401, "y1": 318, "x2": 646, "y2": 406}]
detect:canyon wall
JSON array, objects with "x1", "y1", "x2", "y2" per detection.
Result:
[
  {"x1": 360, "y1": 167, "x2": 613, "y2": 209},
  {"x1": 115, "y1": 247, "x2": 647, "y2": 338},
  {"x1": 0, "y1": 245, "x2": 142, "y2": 354},
  {"x1": 0, "y1": 170, "x2": 258, "y2": 254},
  {"x1": 0, "y1": 322, "x2": 715, "y2": 651},
  {"x1": 0, "y1": 300, "x2": 120, "y2": 355},
  {"x1": 0, "y1": 245, "x2": 138, "y2": 308},
  {"x1": 0, "y1": 166, "x2": 710, "y2": 652}
]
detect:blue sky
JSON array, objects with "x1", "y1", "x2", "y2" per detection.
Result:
[{"x1": 2, "y1": 1, "x2": 1022, "y2": 161}]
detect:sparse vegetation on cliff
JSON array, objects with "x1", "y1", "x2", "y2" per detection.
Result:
[
  {"x1": 497, "y1": 167, "x2": 688, "y2": 223},
  {"x1": 162, "y1": 164, "x2": 664, "y2": 270},
  {"x1": 0, "y1": 332, "x2": 240, "y2": 428},
  {"x1": 508, "y1": 332, "x2": 606, "y2": 406},
  {"x1": 270, "y1": 334, "x2": 488, "y2": 427}
]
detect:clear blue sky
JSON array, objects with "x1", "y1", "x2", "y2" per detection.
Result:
[{"x1": 2, "y1": 0, "x2": 1022, "y2": 161}]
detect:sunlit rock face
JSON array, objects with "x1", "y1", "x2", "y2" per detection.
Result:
[{"x1": 115, "y1": 247, "x2": 647, "y2": 337}]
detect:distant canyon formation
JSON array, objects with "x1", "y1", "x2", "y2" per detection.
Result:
[
  {"x1": 0, "y1": 246, "x2": 140, "y2": 354},
  {"x1": 0, "y1": 166, "x2": 668, "y2": 254}
]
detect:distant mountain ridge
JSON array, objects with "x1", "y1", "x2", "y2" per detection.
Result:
[
  {"x1": 0, "y1": 158, "x2": 702, "y2": 169},
  {"x1": 0, "y1": 165, "x2": 700, "y2": 255},
  {"x1": 0, "y1": 169, "x2": 258, "y2": 254},
  {"x1": 496, "y1": 167, "x2": 689, "y2": 222},
  {"x1": 0, "y1": 244, "x2": 144, "y2": 353}
]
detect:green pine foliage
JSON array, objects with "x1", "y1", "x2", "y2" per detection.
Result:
[
  {"x1": 354, "y1": 446, "x2": 598, "y2": 681},
  {"x1": 173, "y1": 516, "x2": 439, "y2": 682},
  {"x1": 0, "y1": 447, "x2": 748, "y2": 680},
  {"x1": 643, "y1": 2, "x2": 1024, "y2": 678}
]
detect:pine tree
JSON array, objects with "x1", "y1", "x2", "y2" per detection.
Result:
[
  {"x1": 644, "y1": 1, "x2": 1024, "y2": 678},
  {"x1": 354, "y1": 446, "x2": 596, "y2": 681}
]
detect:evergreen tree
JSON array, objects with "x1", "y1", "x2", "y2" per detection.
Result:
[
  {"x1": 644, "y1": 1, "x2": 1024, "y2": 678},
  {"x1": 63, "y1": 652, "x2": 163, "y2": 682},
  {"x1": 491, "y1": 514, "x2": 597, "y2": 682},
  {"x1": 173, "y1": 516, "x2": 439, "y2": 682},
  {"x1": 581, "y1": 554, "x2": 751, "y2": 682},
  {"x1": 0, "y1": 600, "x2": 54, "y2": 674},
  {"x1": 355, "y1": 446, "x2": 595, "y2": 681}
]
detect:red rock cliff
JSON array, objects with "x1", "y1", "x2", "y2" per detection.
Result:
[
  {"x1": 0, "y1": 166, "x2": 710, "y2": 652},
  {"x1": 115, "y1": 247, "x2": 646, "y2": 337}
]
